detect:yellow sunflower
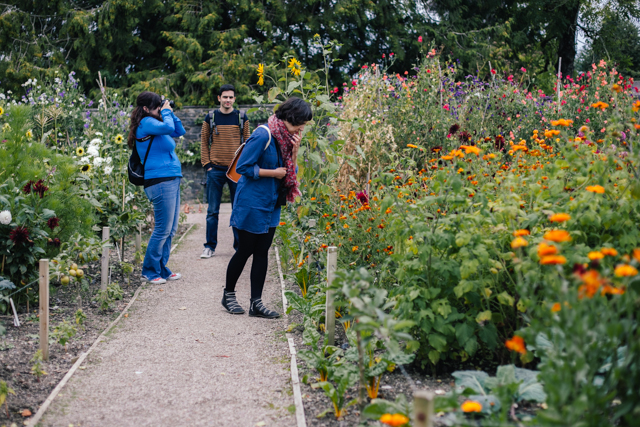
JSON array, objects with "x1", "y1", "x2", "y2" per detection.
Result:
[
  {"x1": 76, "y1": 147, "x2": 85, "y2": 156},
  {"x1": 0, "y1": 106, "x2": 4, "y2": 116},
  {"x1": 114, "y1": 134, "x2": 124, "y2": 144},
  {"x1": 81, "y1": 164, "x2": 92, "y2": 173},
  {"x1": 288, "y1": 58, "x2": 302, "y2": 77},
  {"x1": 257, "y1": 63, "x2": 264, "y2": 86}
]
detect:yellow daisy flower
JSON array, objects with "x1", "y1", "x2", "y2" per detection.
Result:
[
  {"x1": 81, "y1": 164, "x2": 92, "y2": 173},
  {"x1": 76, "y1": 147, "x2": 85, "y2": 156},
  {"x1": 114, "y1": 134, "x2": 124, "y2": 144},
  {"x1": 257, "y1": 63, "x2": 264, "y2": 86},
  {"x1": 26, "y1": 130, "x2": 33, "y2": 138}
]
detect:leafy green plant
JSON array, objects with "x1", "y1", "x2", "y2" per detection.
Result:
[
  {"x1": 0, "y1": 380, "x2": 15, "y2": 418},
  {"x1": 75, "y1": 309, "x2": 86, "y2": 327},
  {"x1": 311, "y1": 363, "x2": 359, "y2": 419},
  {"x1": 96, "y1": 283, "x2": 123, "y2": 311},
  {"x1": 452, "y1": 365, "x2": 546, "y2": 420},
  {"x1": 51, "y1": 319, "x2": 77, "y2": 351},
  {"x1": 30, "y1": 349, "x2": 47, "y2": 381}
]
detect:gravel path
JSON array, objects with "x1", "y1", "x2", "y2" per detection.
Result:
[{"x1": 41, "y1": 205, "x2": 296, "y2": 427}]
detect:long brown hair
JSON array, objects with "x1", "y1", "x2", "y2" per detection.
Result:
[{"x1": 127, "y1": 91, "x2": 163, "y2": 149}]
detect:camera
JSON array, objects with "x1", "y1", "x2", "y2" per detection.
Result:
[{"x1": 166, "y1": 99, "x2": 176, "y2": 109}]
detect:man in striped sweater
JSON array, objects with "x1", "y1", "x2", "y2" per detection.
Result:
[{"x1": 200, "y1": 84, "x2": 251, "y2": 258}]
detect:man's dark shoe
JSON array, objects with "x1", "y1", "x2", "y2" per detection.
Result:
[
  {"x1": 222, "y1": 289, "x2": 245, "y2": 314},
  {"x1": 249, "y1": 298, "x2": 280, "y2": 319}
]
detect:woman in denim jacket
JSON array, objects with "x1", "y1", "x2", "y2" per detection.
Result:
[
  {"x1": 222, "y1": 97, "x2": 312, "y2": 318},
  {"x1": 127, "y1": 91, "x2": 186, "y2": 284}
]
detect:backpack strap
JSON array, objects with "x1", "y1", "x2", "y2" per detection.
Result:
[
  {"x1": 238, "y1": 110, "x2": 245, "y2": 144},
  {"x1": 135, "y1": 135, "x2": 156, "y2": 166},
  {"x1": 209, "y1": 109, "x2": 219, "y2": 137},
  {"x1": 258, "y1": 124, "x2": 271, "y2": 151}
]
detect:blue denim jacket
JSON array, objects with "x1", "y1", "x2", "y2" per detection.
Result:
[{"x1": 230, "y1": 125, "x2": 283, "y2": 234}]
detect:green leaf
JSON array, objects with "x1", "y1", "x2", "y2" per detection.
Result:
[
  {"x1": 454, "y1": 280, "x2": 474, "y2": 298},
  {"x1": 452, "y1": 370, "x2": 489, "y2": 395},
  {"x1": 476, "y1": 310, "x2": 492, "y2": 323},
  {"x1": 428, "y1": 333, "x2": 447, "y2": 351},
  {"x1": 497, "y1": 291, "x2": 515, "y2": 307}
]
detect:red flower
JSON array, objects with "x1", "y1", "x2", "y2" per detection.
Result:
[
  {"x1": 356, "y1": 191, "x2": 369, "y2": 205},
  {"x1": 22, "y1": 180, "x2": 34, "y2": 194},
  {"x1": 32, "y1": 179, "x2": 49, "y2": 198},
  {"x1": 418, "y1": 36, "x2": 423, "y2": 42},
  {"x1": 491, "y1": 69, "x2": 497, "y2": 75},
  {"x1": 390, "y1": 52, "x2": 394, "y2": 56},
  {"x1": 352, "y1": 80, "x2": 357, "y2": 86},
  {"x1": 9, "y1": 225, "x2": 30, "y2": 246},
  {"x1": 47, "y1": 217, "x2": 60, "y2": 230}
]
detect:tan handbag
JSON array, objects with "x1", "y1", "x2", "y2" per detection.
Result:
[{"x1": 226, "y1": 125, "x2": 271, "y2": 183}]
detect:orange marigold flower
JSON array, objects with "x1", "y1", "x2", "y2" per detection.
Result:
[
  {"x1": 588, "y1": 251, "x2": 604, "y2": 260},
  {"x1": 614, "y1": 264, "x2": 638, "y2": 277},
  {"x1": 633, "y1": 100, "x2": 640, "y2": 112},
  {"x1": 551, "y1": 302, "x2": 561, "y2": 313},
  {"x1": 505, "y1": 335, "x2": 526, "y2": 354},
  {"x1": 544, "y1": 230, "x2": 571, "y2": 243},
  {"x1": 441, "y1": 155, "x2": 454, "y2": 160},
  {"x1": 511, "y1": 237, "x2": 528, "y2": 249},
  {"x1": 406, "y1": 144, "x2": 418, "y2": 148},
  {"x1": 632, "y1": 248, "x2": 640, "y2": 263},
  {"x1": 591, "y1": 101, "x2": 609, "y2": 110},
  {"x1": 461, "y1": 400, "x2": 483, "y2": 413},
  {"x1": 279, "y1": 221, "x2": 286, "y2": 226},
  {"x1": 551, "y1": 119, "x2": 574, "y2": 127},
  {"x1": 586, "y1": 185, "x2": 605, "y2": 194},
  {"x1": 540, "y1": 255, "x2": 567, "y2": 265},
  {"x1": 352, "y1": 246, "x2": 359, "y2": 252},
  {"x1": 538, "y1": 242, "x2": 559, "y2": 257},
  {"x1": 601, "y1": 248, "x2": 618, "y2": 256},
  {"x1": 601, "y1": 285, "x2": 625, "y2": 296},
  {"x1": 578, "y1": 269, "x2": 604, "y2": 299},
  {"x1": 513, "y1": 229, "x2": 530, "y2": 237},
  {"x1": 460, "y1": 145, "x2": 481, "y2": 155},
  {"x1": 549, "y1": 213, "x2": 571, "y2": 223},
  {"x1": 612, "y1": 84, "x2": 622, "y2": 93},
  {"x1": 380, "y1": 413, "x2": 410, "y2": 426}
]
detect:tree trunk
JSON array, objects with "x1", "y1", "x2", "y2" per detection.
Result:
[{"x1": 557, "y1": 2, "x2": 582, "y2": 77}]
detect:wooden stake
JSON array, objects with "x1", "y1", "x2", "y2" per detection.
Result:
[
  {"x1": 39, "y1": 259, "x2": 49, "y2": 361},
  {"x1": 413, "y1": 390, "x2": 435, "y2": 427},
  {"x1": 101, "y1": 227, "x2": 110, "y2": 290},
  {"x1": 9, "y1": 298, "x2": 20, "y2": 327},
  {"x1": 135, "y1": 224, "x2": 142, "y2": 254},
  {"x1": 326, "y1": 246, "x2": 337, "y2": 346}
]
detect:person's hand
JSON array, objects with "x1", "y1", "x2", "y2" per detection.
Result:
[
  {"x1": 162, "y1": 100, "x2": 173, "y2": 112},
  {"x1": 292, "y1": 134, "x2": 301, "y2": 156},
  {"x1": 273, "y1": 167, "x2": 287, "y2": 179},
  {"x1": 207, "y1": 167, "x2": 212, "y2": 172}
]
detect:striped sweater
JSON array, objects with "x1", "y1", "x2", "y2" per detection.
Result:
[{"x1": 200, "y1": 109, "x2": 251, "y2": 168}]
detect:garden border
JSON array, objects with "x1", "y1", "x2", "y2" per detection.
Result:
[
  {"x1": 26, "y1": 221, "x2": 196, "y2": 427},
  {"x1": 275, "y1": 246, "x2": 307, "y2": 427}
]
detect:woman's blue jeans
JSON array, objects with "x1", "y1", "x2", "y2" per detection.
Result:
[{"x1": 142, "y1": 178, "x2": 181, "y2": 280}]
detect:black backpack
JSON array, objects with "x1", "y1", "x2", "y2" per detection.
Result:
[{"x1": 127, "y1": 135, "x2": 155, "y2": 186}]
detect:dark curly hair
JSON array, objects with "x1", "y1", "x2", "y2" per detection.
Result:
[
  {"x1": 275, "y1": 97, "x2": 313, "y2": 126},
  {"x1": 127, "y1": 91, "x2": 163, "y2": 149}
]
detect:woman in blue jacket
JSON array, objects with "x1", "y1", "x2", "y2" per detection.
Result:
[
  {"x1": 223, "y1": 97, "x2": 312, "y2": 318},
  {"x1": 127, "y1": 91, "x2": 186, "y2": 284}
]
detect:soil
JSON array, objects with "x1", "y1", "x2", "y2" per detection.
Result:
[{"x1": 0, "y1": 223, "x2": 189, "y2": 426}]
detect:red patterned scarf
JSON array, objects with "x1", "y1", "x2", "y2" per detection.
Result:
[{"x1": 268, "y1": 115, "x2": 301, "y2": 202}]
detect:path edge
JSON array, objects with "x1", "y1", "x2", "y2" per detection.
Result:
[
  {"x1": 275, "y1": 246, "x2": 307, "y2": 427},
  {"x1": 28, "y1": 222, "x2": 197, "y2": 427}
]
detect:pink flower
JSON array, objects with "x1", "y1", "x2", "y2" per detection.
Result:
[
  {"x1": 352, "y1": 80, "x2": 357, "y2": 86},
  {"x1": 382, "y1": 54, "x2": 385, "y2": 58},
  {"x1": 507, "y1": 75, "x2": 514, "y2": 82},
  {"x1": 443, "y1": 104, "x2": 450, "y2": 111},
  {"x1": 418, "y1": 36, "x2": 423, "y2": 42},
  {"x1": 521, "y1": 67, "x2": 527, "y2": 72},
  {"x1": 390, "y1": 52, "x2": 394, "y2": 56}
]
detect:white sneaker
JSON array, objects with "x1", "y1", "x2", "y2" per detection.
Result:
[
  {"x1": 147, "y1": 277, "x2": 167, "y2": 284},
  {"x1": 200, "y1": 248, "x2": 215, "y2": 258},
  {"x1": 167, "y1": 273, "x2": 182, "y2": 281}
]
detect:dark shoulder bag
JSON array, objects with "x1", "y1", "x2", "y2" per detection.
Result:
[{"x1": 128, "y1": 135, "x2": 156, "y2": 186}]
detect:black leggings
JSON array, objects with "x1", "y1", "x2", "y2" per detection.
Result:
[{"x1": 225, "y1": 227, "x2": 276, "y2": 299}]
